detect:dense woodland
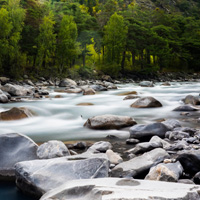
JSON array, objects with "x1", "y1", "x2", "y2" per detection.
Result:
[{"x1": 0, "y1": 0, "x2": 200, "y2": 79}]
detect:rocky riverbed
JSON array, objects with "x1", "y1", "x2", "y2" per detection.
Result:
[{"x1": 1, "y1": 75, "x2": 200, "y2": 199}]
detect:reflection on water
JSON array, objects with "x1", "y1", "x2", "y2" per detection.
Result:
[{"x1": 0, "y1": 82, "x2": 200, "y2": 142}]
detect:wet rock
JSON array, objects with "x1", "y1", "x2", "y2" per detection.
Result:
[
  {"x1": 106, "y1": 149, "x2": 123, "y2": 164},
  {"x1": 145, "y1": 162, "x2": 183, "y2": 182},
  {"x1": 1, "y1": 83, "x2": 34, "y2": 96},
  {"x1": 102, "y1": 75, "x2": 112, "y2": 82},
  {"x1": 173, "y1": 105, "x2": 199, "y2": 111},
  {"x1": 167, "y1": 140, "x2": 189, "y2": 151},
  {"x1": 161, "y1": 82, "x2": 171, "y2": 86},
  {"x1": 90, "y1": 85, "x2": 107, "y2": 91},
  {"x1": 103, "y1": 81, "x2": 117, "y2": 89},
  {"x1": 73, "y1": 142, "x2": 87, "y2": 150},
  {"x1": 0, "y1": 76, "x2": 10, "y2": 84},
  {"x1": 178, "y1": 179, "x2": 195, "y2": 184},
  {"x1": 165, "y1": 131, "x2": 190, "y2": 140},
  {"x1": 0, "y1": 107, "x2": 34, "y2": 121},
  {"x1": 129, "y1": 122, "x2": 170, "y2": 140},
  {"x1": 88, "y1": 141, "x2": 112, "y2": 153},
  {"x1": 65, "y1": 88, "x2": 82, "y2": 93},
  {"x1": 84, "y1": 114, "x2": 137, "y2": 130},
  {"x1": 176, "y1": 150, "x2": 200, "y2": 176},
  {"x1": 118, "y1": 91, "x2": 137, "y2": 96},
  {"x1": 38, "y1": 90, "x2": 49, "y2": 95},
  {"x1": 123, "y1": 95, "x2": 140, "y2": 100},
  {"x1": 15, "y1": 157, "x2": 109, "y2": 198},
  {"x1": 126, "y1": 138, "x2": 140, "y2": 145},
  {"x1": 162, "y1": 119, "x2": 181, "y2": 130},
  {"x1": 183, "y1": 95, "x2": 200, "y2": 105},
  {"x1": 193, "y1": 172, "x2": 200, "y2": 184},
  {"x1": 59, "y1": 78, "x2": 77, "y2": 87},
  {"x1": 40, "y1": 178, "x2": 200, "y2": 200},
  {"x1": 131, "y1": 97, "x2": 162, "y2": 108},
  {"x1": 149, "y1": 136, "x2": 171, "y2": 149},
  {"x1": 83, "y1": 88, "x2": 96, "y2": 95},
  {"x1": 37, "y1": 140, "x2": 70, "y2": 159},
  {"x1": 112, "y1": 148, "x2": 169, "y2": 178},
  {"x1": 0, "y1": 89, "x2": 8, "y2": 103},
  {"x1": 139, "y1": 81, "x2": 154, "y2": 87},
  {"x1": 127, "y1": 141, "x2": 162, "y2": 155},
  {"x1": 0, "y1": 133, "x2": 38, "y2": 180},
  {"x1": 77, "y1": 102, "x2": 94, "y2": 106}
]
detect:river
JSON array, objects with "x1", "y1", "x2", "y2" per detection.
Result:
[{"x1": 0, "y1": 81, "x2": 200, "y2": 199}]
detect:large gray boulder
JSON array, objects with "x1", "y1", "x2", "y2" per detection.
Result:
[
  {"x1": 139, "y1": 81, "x2": 154, "y2": 87},
  {"x1": 145, "y1": 162, "x2": 183, "y2": 182},
  {"x1": 131, "y1": 97, "x2": 162, "y2": 108},
  {"x1": 112, "y1": 148, "x2": 169, "y2": 178},
  {"x1": 88, "y1": 141, "x2": 112, "y2": 153},
  {"x1": 0, "y1": 89, "x2": 8, "y2": 103},
  {"x1": 40, "y1": 178, "x2": 200, "y2": 200},
  {"x1": 1, "y1": 83, "x2": 34, "y2": 96},
  {"x1": 129, "y1": 122, "x2": 171, "y2": 139},
  {"x1": 15, "y1": 157, "x2": 109, "y2": 198},
  {"x1": 84, "y1": 114, "x2": 137, "y2": 130},
  {"x1": 0, "y1": 107, "x2": 34, "y2": 121},
  {"x1": 0, "y1": 133, "x2": 38, "y2": 180},
  {"x1": 37, "y1": 140, "x2": 70, "y2": 159},
  {"x1": 162, "y1": 119, "x2": 181, "y2": 130},
  {"x1": 59, "y1": 78, "x2": 77, "y2": 87},
  {"x1": 183, "y1": 95, "x2": 200, "y2": 105}
]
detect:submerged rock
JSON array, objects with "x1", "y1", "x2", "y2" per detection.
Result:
[
  {"x1": 131, "y1": 96, "x2": 162, "y2": 108},
  {"x1": 0, "y1": 133, "x2": 38, "y2": 180},
  {"x1": 15, "y1": 157, "x2": 109, "y2": 198},
  {"x1": 37, "y1": 140, "x2": 70, "y2": 159},
  {"x1": 84, "y1": 114, "x2": 137, "y2": 130},
  {"x1": 83, "y1": 88, "x2": 96, "y2": 95},
  {"x1": 123, "y1": 95, "x2": 140, "y2": 100},
  {"x1": 183, "y1": 95, "x2": 200, "y2": 105},
  {"x1": 65, "y1": 88, "x2": 82, "y2": 93},
  {"x1": 139, "y1": 81, "x2": 154, "y2": 87},
  {"x1": 118, "y1": 91, "x2": 137, "y2": 96},
  {"x1": 111, "y1": 148, "x2": 169, "y2": 178},
  {"x1": 77, "y1": 102, "x2": 94, "y2": 106},
  {"x1": 0, "y1": 107, "x2": 34, "y2": 121},
  {"x1": 40, "y1": 178, "x2": 200, "y2": 200},
  {"x1": 173, "y1": 105, "x2": 199, "y2": 111}
]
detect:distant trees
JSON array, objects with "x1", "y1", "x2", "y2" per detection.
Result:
[{"x1": 0, "y1": 0, "x2": 200, "y2": 79}]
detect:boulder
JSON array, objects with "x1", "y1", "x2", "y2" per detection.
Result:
[
  {"x1": 0, "y1": 76, "x2": 10, "y2": 84},
  {"x1": 1, "y1": 83, "x2": 34, "y2": 96},
  {"x1": 176, "y1": 150, "x2": 200, "y2": 176},
  {"x1": 40, "y1": 178, "x2": 200, "y2": 200},
  {"x1": 126, "y1": 138, "x2": 140, "y2": 145},
  {"x1": 0, "y1": 89, "x2": 8, "y2": 103},
  {"x1": 161, "y1": 82, "x2": 171, "y2": 86},
  {"x1": 0, "y1": 133, "x2": 38, "y2": 180},
  {"x1": 183, "y1": 95, "x2": 200, "y2": 105},
  {"x1": 162, "y1": 119, "x2": 181, "y2": 130},
  {"x1": 165, "y1": 131, "x2": 190, "y2": 140},
  {"x1": 15, "y1": 157, "x2": 109, "y2": 197},
  {"x1": 149, "y1": 136, "x2": 171, "y2": 149},
  {"x1": 145, "y1": 162, "x2": 183, "y2": 182},
  {"x1": 37, "y1": 140, "x2": 70, "y2": 159},
  {"x1": 59, "y1": 78, "x2": 77, "y2": 87},
  {"x1": 193, "y1": 172, "x2": 200, "y2": 184},
  {"x1": 127, "y1": 141, "x2": 162, "y2": 155},
  {"x1": 88, "y1": 141, "x2": 112, "y2": 153},
  {"x1": 131, "y1": 97, "x2": 162, "y2": 108},
  {"x1": 139, "y1": 81, "x2": 154, "y2": 87},
  {"x1": 123, "y1": 95, "x2": 140, "y2": 100},
  {"x1": 65, "y1": 88, "x2": 82, "y2": 93},
  {"x1": 102, "y1": 75, "x2": 112, "y2": 82},
  {"x1": 173, "y1": 105, "x2": 199, "y2": 111},
  {"x1": 73, "y1": 142, "x2": 87, "y2": 150},
  {"x1": 112, "y1": 148, "x2": 169, "y2": 178},
  {"x1": 0, "y1": 107, "x2": 34, "y2": 121},
  {"x1": 77, "y1": 103, "x2": 94, "y2": 106},
  {"x1": 83, "y1": 88, "x2": 96, "y2": 95},
  {"x1": 84, "y1": 114, "x2": 137, "y2": 130},
  {"x1": 106, "y1": 149, "x2": 123, "y2": 165},
  {"x1": 90, "y1": 85, "x2": 107, "y2": 91},
  {"x1": 129, "y1": 122, "x2": 171, "y2": 140},
  {"x1": 118, "y1": 91, "x2": 137, "y2": 96}
]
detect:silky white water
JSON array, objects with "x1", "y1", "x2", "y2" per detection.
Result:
[{"x1": 0, "y1": 81, "x2": 200, "y2": 142}]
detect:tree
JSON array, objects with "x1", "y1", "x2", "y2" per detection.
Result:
[
  {"x1": 104, "y1": 12, "x2": 128, "y2": 70},
  {"x1": 36, "y1": 11, "x2": 56, "y2": 75},
  {"x1": 57, "y1": 15, "x2": 79, "y2": 74}
]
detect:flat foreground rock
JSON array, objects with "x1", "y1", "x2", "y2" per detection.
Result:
[
  {"x1": 40, "y1": 178, "x2": 200, "y2": 200},
  {"x1": 15, "y1": 157, "x2": 109, "y2": 197},
  {"x1": 84, "y1": 114, "x2": 137, "y2": 129},
  {"x1": 0, "y1": 133, "x2": 38, "y2": 180}
]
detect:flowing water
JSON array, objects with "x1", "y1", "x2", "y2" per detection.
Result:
[{"x1": 1, "y1": 81, "x2": 200, "y2": 199}]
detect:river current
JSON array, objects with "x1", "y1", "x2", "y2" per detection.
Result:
[{"x1": 0, "y1": 81, "x2": 200, "y2": 199}]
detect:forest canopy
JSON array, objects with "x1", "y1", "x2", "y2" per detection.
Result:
[{"x1": 0, "y1": 0, "x2": 200, "y2": 79}]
